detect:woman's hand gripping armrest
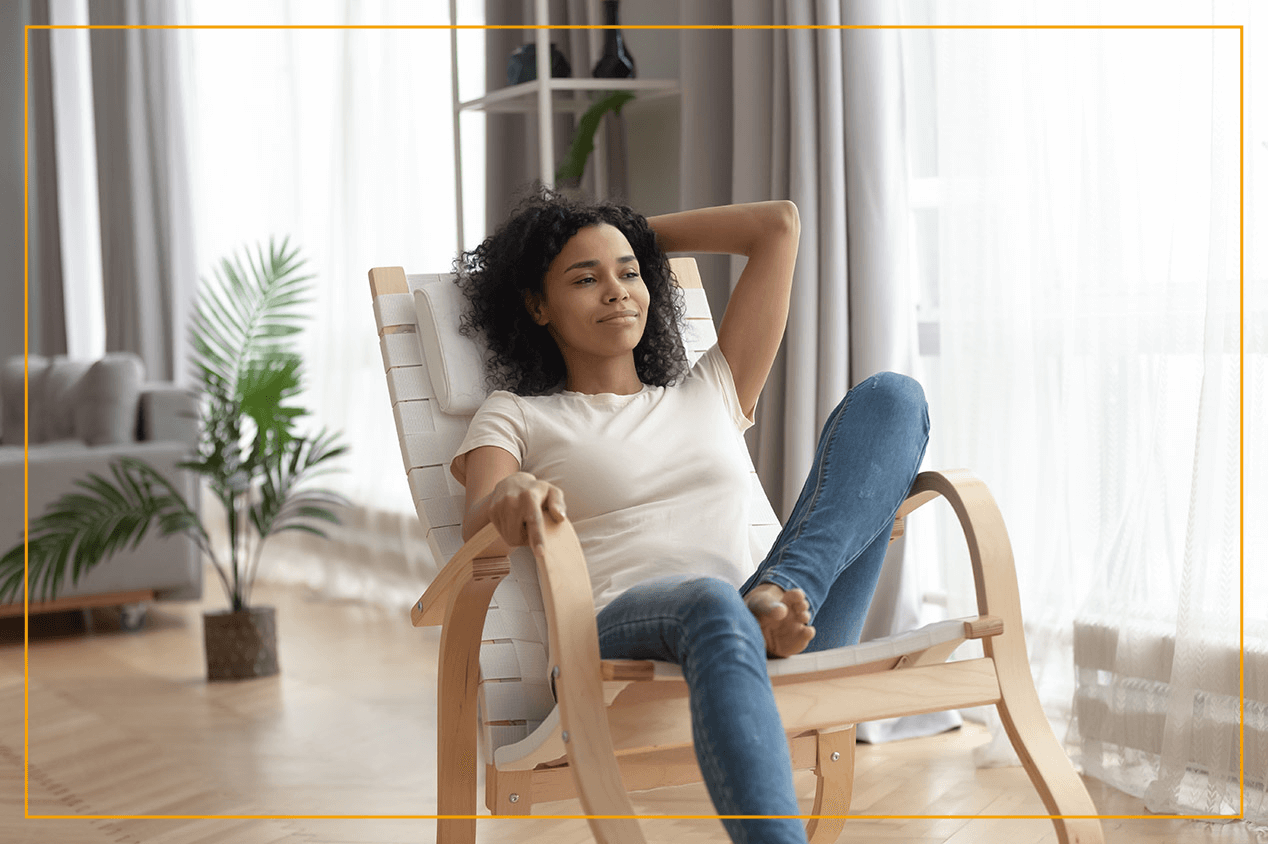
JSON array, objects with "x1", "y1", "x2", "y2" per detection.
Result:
[{"x1": 461, "y1": 445, "x2": 568, "y2": 559}]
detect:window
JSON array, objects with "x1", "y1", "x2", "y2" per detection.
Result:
[{"x1": 183, "y1": 1, "x2": 486, "y2": 515}]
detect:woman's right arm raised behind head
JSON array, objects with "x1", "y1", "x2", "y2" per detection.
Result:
[{"x1": 461, "y1": 445, "x2": 567, "y2": 558}]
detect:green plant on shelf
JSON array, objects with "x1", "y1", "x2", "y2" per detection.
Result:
[{"x1": 555, "y1": 90, "x2": 636, "y2": 187}]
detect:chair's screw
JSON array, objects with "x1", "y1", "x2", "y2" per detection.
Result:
[
  {"x1": 509, "y1": 793, "x2": 519, "y2": 803},
  {"x1": 830, "y1": 751, "x2": 840, "y2": 762},
  {"x1": 417, "y1": 600, "x2": 424, "y2": 611},
  {"x1": 562, "y1": 731, "x2": 570, "y2": 743}
]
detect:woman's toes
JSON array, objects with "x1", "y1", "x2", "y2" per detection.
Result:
[
  {"x1": 746, "y1": 594, "x2": 788, "y2": 623},
  {"x1": 745, "y1": 584, "x2": 816, "y2": 658},
  {"x1": 744, "y1": 585, "x2": 788, "y2": 618}
]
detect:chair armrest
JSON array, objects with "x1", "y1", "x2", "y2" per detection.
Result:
[
  {"x1": 902, "y1": 471, "x2": 1105, "y2": 834},
  {"x1": 418, "y1": 518, "x2": 642, "y2": 840},
  {"x1": 411, "y1": 522, "x2": 509, "y2": 627},
  {"x1": 897, "y1": 470, "x2": 1029, "y2": 659},
  {"x1": 534, "y1": 516, "x2": 645, "y2": 841}
]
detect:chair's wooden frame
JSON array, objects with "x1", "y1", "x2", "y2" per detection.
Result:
[{"x1": 370, "y1": 263, "x2": 1105, "y2": 844}]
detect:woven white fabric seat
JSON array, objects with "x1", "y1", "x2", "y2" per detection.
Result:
[{"x1": 490, "y1": 616, "x2": 981, "y2": 772}]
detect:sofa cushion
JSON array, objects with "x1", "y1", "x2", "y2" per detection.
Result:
[
  {"x1": 139, "y1": 386, "x2": 199, "y2": 448},
  {"x1": 1, "y1": 355, "x2": 51, "y2": 445},
  {"x1": 74, "y1": 353, "x2": 144, "y2": 445},
  {"x1": 0, "y1": 439, "x2": 201, "y2": 602},
  {"x1": 41, "y1": 358, "x2": 93, "y2": 441}
]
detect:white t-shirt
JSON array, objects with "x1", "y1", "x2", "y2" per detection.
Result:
[{"x1": 451, "y1": 345, "x2": 757, "y2": 612}]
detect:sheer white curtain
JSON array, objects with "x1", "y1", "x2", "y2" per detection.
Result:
[
  {"x1": 900, "y1": 0, "x2": 1264, "y2": 826},
  {"x1": 181, "y1": 0, "x2": 486, "y2": 606}
]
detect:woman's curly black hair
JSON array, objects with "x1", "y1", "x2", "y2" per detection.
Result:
[{"x1": 454, "y1": 186, "x2": 688, "y2": 396}]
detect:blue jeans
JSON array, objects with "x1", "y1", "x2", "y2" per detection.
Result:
[{"x1": 595, "y1": 372, "x2": 930, "y2": 844}]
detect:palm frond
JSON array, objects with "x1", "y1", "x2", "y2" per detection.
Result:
[
  {"x1": 249, "y1": 428, "x2": 348, "y2": 541},
  {"x1": 188, "y1": 237, "x2": 313, "y2": 404}
]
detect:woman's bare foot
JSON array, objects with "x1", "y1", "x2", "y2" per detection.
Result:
[{"x1": 744, "y1": 583, "x2": 815, "y2": 658}]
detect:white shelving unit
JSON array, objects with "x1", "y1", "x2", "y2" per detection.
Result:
[{"x1": 448, "y1": 0, "x2": 678, "y2": 251}]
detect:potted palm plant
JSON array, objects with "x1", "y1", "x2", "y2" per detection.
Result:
[{"x1": 0, "y1": 238, "x2": 347, "y2": 680}]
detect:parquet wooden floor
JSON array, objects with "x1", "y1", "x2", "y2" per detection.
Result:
[{"x1": 1, "y1": 578, "x2": 1259, "y2": 844}]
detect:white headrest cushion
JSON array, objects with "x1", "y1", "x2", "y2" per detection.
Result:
[{"x1": 413, "y1": 280, "x2": 489, "y2": 415}]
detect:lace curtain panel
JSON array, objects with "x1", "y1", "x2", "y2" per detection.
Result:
[{"x1": 900, "y1": 1, "x2": 1264, "y2": 826}]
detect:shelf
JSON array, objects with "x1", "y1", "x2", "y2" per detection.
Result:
[
  {"x1": 458, "y1": 78, "x2": 680, "y2": 114},
  {"x1": 448, "y1": 0, "x2": 683, "y2": 250}
]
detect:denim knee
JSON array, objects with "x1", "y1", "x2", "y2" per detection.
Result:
[
  {"x1": 674, "y1": 578, "x2": 765, "y2": 663},
  {"x1": 855, "y1": 371, "x2": 928, "y2": 429},
  {"x1": 859, "y1": 370, "x2": 926, "y2": 406}
]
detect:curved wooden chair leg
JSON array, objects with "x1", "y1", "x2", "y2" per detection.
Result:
[
  {"x1": 806, "y1": 726, "x2": 855, "y2": 844},
  {"x1": 436, "y1": 559, "x2": 507, "y2": 844},
  {"x1": 995, "y1": 681, "x2": 1105, "y2": 844},
  {"x1": 909, "y1": 471, "x2": 1104, "y2": 844},
  {"x1": 538, "y1": 517, "x2": 646, "y2": 844}
]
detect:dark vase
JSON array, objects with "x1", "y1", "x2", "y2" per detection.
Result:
[
  {"x1": 204, "y1": 606, "x2": 280, "y2": 681},
  {"x1": 507, "y1": 42, "x2": 572, "y2": 85},
  {"x1": 592, "y1": 0, "x2": 636, "y2": 79}
]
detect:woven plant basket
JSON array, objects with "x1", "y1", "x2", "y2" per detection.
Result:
[{"x1": 203, "y1": 606, "x2": 279, "y2": 681}]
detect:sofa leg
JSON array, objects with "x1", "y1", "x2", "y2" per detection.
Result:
[{"x1": 119, "y1": 602, "x2": 148, "y2": 631}]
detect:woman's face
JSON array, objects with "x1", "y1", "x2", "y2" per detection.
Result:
[{"x1": 528, "y1": 223, "x2": 650, "y2": 362}]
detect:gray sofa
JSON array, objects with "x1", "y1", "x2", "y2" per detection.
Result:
[{"x1": 0, "y1": 353, "x2": 202, "y2": 617}]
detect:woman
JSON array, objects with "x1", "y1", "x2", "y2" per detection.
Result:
[{"x1": 450, "y1": 189, "x2": 929, "y2": 844}]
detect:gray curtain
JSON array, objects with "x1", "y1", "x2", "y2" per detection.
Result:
[
  {"x1": 681, "y1": 0, "x2": 951, "y2": 742},
  {"x1": 1, "y1": 3, "x2": 29, "y2": 363},
  {"x1": 483, "y1": 0, "x2": 630, "y2": 231},
  {"x1": 86, "y1": 0, "x2": 195, "y2": 382},
  {"x1": 26, "y1": 0, "x2": 68, "y2": 359}
]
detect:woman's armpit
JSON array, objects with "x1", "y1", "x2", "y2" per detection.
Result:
[{"x1": 450, "y1": 450, "x2": 470, "y2": 486}]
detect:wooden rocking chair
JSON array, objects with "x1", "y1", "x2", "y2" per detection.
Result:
[{"x1": 368, "y1": 258, "x2": 1104, "y2": 844}]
